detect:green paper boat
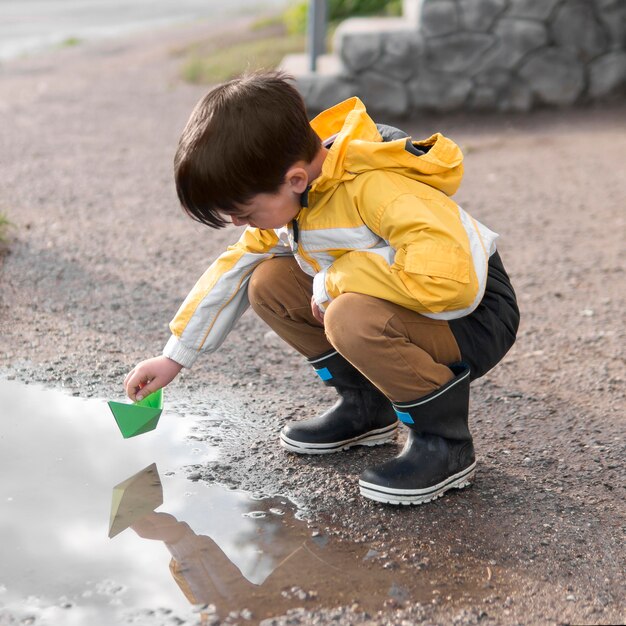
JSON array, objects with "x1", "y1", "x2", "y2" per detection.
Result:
[
  {"x1": 109, "y1": 462, "x2": 163, "y2": 538},
  {"x1": 108, "y1": 388, "x2": 163, "y2": 438}
]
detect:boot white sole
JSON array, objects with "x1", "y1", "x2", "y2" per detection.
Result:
[
  {"x1": 280, "y1": 422, "x2": 398, "y2": 454},
  {"x1": 359, "y1": 461, "x2": 477, "y2": 505}
]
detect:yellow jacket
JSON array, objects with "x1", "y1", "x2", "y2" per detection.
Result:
[{"x1": 164, "y1": 97, "x2": 498, "y2": 368}]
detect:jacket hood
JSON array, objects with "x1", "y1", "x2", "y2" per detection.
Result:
[{"x1": 309, "y1": 97, "x2": 464, "y2": 197}]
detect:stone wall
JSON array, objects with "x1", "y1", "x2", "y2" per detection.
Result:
[{"x1": 291, "y1": 0, "x2": 626, "y2": 114}]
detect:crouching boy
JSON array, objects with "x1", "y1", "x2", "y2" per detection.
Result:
[{"x1": 124, "y1": 71, "x2": 519, "y2": 505}]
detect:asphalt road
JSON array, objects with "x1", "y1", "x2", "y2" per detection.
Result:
[{"x1": 0, "y1": 15, "x2": 624, "y2": 626}]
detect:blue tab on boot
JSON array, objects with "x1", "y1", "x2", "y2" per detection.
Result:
[
  {"x1": 315, "y1": 367, "x2": 332, "y2": 381},
  {"x1": 393, "y1": 408, "x2": 415, "y2": 425}
]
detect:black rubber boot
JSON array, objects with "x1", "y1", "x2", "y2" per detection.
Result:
[
  {"x1": 359, "y1": 363, "x2": 476, "y2": 505},
  {"x1": 280, "y1": 350, "x2": 398, "y2": 454}
]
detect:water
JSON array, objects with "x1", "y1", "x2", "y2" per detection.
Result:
[
  {"x1": 0, "y1": 378, "x2": 256, "y2": 624},
  {"x1": 0, "y1": 0, "x2": 287, "y2": 60},
  {"x1": 0, "y1": 378, "x2": 477, "y2": 625}
]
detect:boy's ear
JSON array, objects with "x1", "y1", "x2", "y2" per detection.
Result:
[{"x1": 285, "y1": 166, "x2": 309, "y2": 194}]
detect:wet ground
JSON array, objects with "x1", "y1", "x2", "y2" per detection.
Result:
[
  {"x1": 1, "y1": 379, "x2": 508, "y2": 626},
  {"x1": 0, "y1": 10, "x2": 625, "y2": 626}
]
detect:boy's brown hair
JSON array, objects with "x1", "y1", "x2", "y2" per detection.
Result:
[{"x1": 174, "y1": 70, "x2": 321, "y2": 229}]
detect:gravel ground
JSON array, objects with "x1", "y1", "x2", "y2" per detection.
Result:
[{"x1": 0, "y1": 17, "x2": 625, "y2": 626}]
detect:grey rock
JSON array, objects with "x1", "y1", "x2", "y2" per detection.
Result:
[
  {"x1": 297, "y1": 0, "x2": 626, "y2": 114},
  {"x1": 357, "y1": 72, "x2": 410, "y2": 115},
  {"x1": 372, "y1": 32, "x2": 423, "y2": 81},
  {"x1": 552, "y1": 0, "x2": 608, "y2": 62},
  {"x1": 426, "y1": 33, "x2": 495, "y2": 73},
  {"x1": 458, "y1": 0, "x2": 507, "y2": 32},
  {"x1": 467, "y1": 84, "x2": 500, "y2": 109},
  {"x1": 596, "y1": 0, "x2": 626, "y2": 49},
  {"x1": 409, "y1": 71, "x2": 473, "y2": 111},
  {"x1": 420, "y1": 0, "x2": 459, "y2": 37},
  {"x1": 479, "y1": 18, "x2": 548, "y2": 71},
  {"x1": 474, "y1": 67, "x2": 511, "y2": 89},
  {"x1": 505, "y1": 0, "x2": 560, "y2": 20},
  {"x1": 589, "y1": 51, "x2": 626, "y2": 97},
  {"x1": 340, "y1": 33, "x2": 382, "y2": 73},
  {"x1": 498, "y1": 76, "x2": 534, "y2": 112},
  {"x1": 470, "y1": 68, "x2": 535, "y2": 111},
  {"x1": 297, "y1": 75, "x2": 359, "y2": 113},
  {"x1": 518, "y1": 48, "x2": 585, "y2": 105}
]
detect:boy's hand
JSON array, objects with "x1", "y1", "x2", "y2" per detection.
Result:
[
  {"x1": 311, "y1": 296, "x2": 325, "y2": 325},
  {"x1": 124, "y1": 356, "x2": 183, "y2": 401}
]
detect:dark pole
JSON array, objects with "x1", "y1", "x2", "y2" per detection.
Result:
[{"x1": 307, "y1": 0, "x2": 327, "y2": 73}]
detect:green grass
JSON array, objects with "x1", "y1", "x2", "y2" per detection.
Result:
[
  {"x1": 60, "y1": 36, "x2": 82, "y2": 47},
  {"x1": 250, "y1": 15, "x2": 285, "y2": 31},
  {"x1": 179, "y1": 24, "x2": 305, "y2": 85},
  {"x1": 0, "y1": 213, "x2": 13, "y2": 249}
]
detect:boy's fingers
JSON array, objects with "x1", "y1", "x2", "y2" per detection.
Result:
[
  {"x1": 310, "y1": 298, "x2": 325, "y2": 325},
  {"x1": 124, "y1": 370, "x2": 152, "y2": 400},
  {"x1": 135, "y1": 377, "x2": 158, "y2": 402},
  {"x1": 123, "y1": 368, "x2": 136, "y2": 389},
  {"x1": 124, "y1": 369, "x2": 147, "y2": 392}
]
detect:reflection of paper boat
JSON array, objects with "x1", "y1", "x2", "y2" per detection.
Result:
[
  {"x1": 109, "y1": 462, "x2": 163, "y2": 538},
  {"x1": 108, "y1": 389, "x2": 163, "y2": 438}
]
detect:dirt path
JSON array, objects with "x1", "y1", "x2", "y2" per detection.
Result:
[{"x1": 1, "y1": 18, "x2": 624, "y2": 626}]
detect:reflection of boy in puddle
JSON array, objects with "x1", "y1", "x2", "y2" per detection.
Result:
[
  {"x1": 115, "y1": 464, "x2": 412, "y2": 618},
  {"x1": 132, "y1": 512, "x2": 254, "y2": 608},
  {"x1": 130, "y1": 511, "x2": 352, "y2": 621}
]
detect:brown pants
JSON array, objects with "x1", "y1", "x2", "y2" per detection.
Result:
[{"x1": 248, "y1": 257, "x2": 462, "y2": 403}]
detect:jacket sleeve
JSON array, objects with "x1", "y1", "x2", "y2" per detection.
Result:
[
  {"x1": 163, "y1": 227, "x2": 290, "y2": 367},
  {"x1": 312, "y1": 193, "x2": 485, "y2": 318}
]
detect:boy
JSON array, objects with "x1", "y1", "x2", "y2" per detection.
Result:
[{"x1": 124, "y1": 71, "x2": 519, "y2": 506}]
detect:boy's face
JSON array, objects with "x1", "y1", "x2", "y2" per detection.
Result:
[
  {"x1": 226, "y1": 163, "x2": 312, "y2": 230},
  {"x1": 228, "y1": 183, "x2": 302, "y2": 230}
]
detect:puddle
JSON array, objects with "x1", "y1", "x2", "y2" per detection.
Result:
[{"x1": 0, "y1": 379, "x2": 484, "y2": 625}]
